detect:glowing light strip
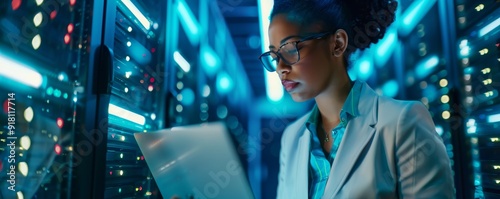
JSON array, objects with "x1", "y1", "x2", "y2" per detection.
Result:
[
  {"x1": 202, "y1": 46, "x2": 220, "y2": 69},
  {"x1": 376, "y1": 29, "x2": 396, "y2": 58},
  {"x1": 258, "y1": 0, "x2": 272, "y2": 55},
  {"x1": 479, "y1": 17, "x2": 500, "y2": 37},
  {"x1": 415, "y1": 55, "x2": 439, "y2": 79},
  {"x1": 121, "y1": 0, "x2": 151, "y2": 30},
  {"x1": 258, "y1": 0, "x2": 283, "y2": 102},
  {"x1": 0, "y1": 54, "x2": 43, "y2": 88},
  {"x1": 400, "y1": 0, "x2": 437, "y2": 36},
  {"x1": 108, "y1": 104, "x2": 146, "y2": 126},
  {"x1": 177, "y1": 0, "x2": 200, "y2": 35},
  {"x1": 402, "y1": 0, "x2": 425, "y2": 25},
  {"x1": 173, "y1": 51, "x2": 190, "y2": 72},
  {"x1": 487, "y1": 113, "x2": 500, "y2": 123}
]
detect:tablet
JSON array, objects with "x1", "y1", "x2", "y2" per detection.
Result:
[{"x1": 134, "y1": 122, "x2": 255, "y2": 199}]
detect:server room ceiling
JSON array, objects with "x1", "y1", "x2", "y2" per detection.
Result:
[{"x1": 218, "y1": 0, "x2": 266, "y2": 98}]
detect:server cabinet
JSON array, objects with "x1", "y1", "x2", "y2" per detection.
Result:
[
  {"x1": 0, "y1": 0, "x2": 97, "y2": 198},
  {"x1": 3, "y1": 0, "x2": 276, "y2": 198},
  {"x1": 0, "y1": 0, "x2": 166, "y2": 198},
  {"x1": 398, "y1": 3, "x2": 470, "y2": 196},
  {"x1": 100, "y1": 0, "x2": 166, "y2": 198},
  {"x1": 456, "y1": 1, "x2": 500, "y2": 198}
]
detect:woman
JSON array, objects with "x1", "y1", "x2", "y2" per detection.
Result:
[{"x1": 258, "y1": 0, "x2": 455, "y2": 198}]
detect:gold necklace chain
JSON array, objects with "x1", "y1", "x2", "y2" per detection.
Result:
[{"x1": 320, "y1": 126, "x2": 330, "y2": 143}]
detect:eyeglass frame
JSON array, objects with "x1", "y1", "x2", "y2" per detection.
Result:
[{"x1": 258, "y1": 31, "x2": 333, "y2": 72}]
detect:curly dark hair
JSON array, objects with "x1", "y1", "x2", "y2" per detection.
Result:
[{"x1": 271, "y1": 0, "x2": 398, "y2": 63}]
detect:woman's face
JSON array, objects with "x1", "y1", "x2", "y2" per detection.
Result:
[{"x1": 268, "y1": 14, "x2": 341, "y2": 102}]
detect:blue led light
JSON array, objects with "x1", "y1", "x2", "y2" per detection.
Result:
[
  {"x1": 479, "y1": 17, "x2": 500, "y2": 37},
  {"x1": 173, "y1": 51, "x2": 190, "y2": 73},
  {"x1": 460, "y1": 46, "x2": 470, "y2": 57},
  {"x1": 356, "y1": 57, "x2": 373, "y2": 80},
  {"x1": 435, "y1": 125, "x2": 443, "y2": 136},
  {"x1": 201, "y1": 46, "x2": 221, "y2": 76},
  {"x1": 399, "y1": 0, "x2": 437, "y2": 36},
  {"x1": 46, "y1": 87, "x2": 54, "y2": 96},
  {"x1": 464, "y1": 67, "x2": 474, "y2": 74},
  {"x1": 466, "y1": 119, "x2": 476, "y2": 127},
  {"x1": 216, "y1": 71, "x2": 234, "y2": 94},
  {"x1": 467, "y1": 126, "x2": 477, "y2": 134},
  {"x1": 487, "y1": 113, "x2": 500, "y2": 123},
  {"x1": 415, "y1": 55, "x2": 439, "y2": 79},
  {"x1": 54, "y1": 89, "x2": 62, "y2": 98},
  {"x1": 177, "y1": 0, "x2": 200, "y2": 45},
  {"x1": 179, "y1": 88, "x2": 195, "y2": 106},
  {"x1": 381, "y1": 80, "x2": 399, "y2": 98},
  {"x1": 375, "y1": 28, "x2": 397, "y2": 67},
  {"x1": 0, "y1": 53, "x2": 44, "y2": 88},
  {"x1": 121, "y1": 0, "x2": 151, "y2": 30},
  {"x1": 473, "y1": 161, "x2": 480, "y2": 168},
  {"x1": 203, "y1": 47, "x2": 218, "y2": 68},
  {"x1": 108, "y1": 104, "x2": 145, "y2": 126}
]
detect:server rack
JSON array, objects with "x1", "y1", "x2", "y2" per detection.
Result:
[
  {"x1": 360, "y1": 0, "x2": 496, "y2": 198},
  {"x1": 398, "y1": 3, "x2": 470, "y2": 197},
  {"x1": 100, "y1": 0, "x2": 167, "y2": 198},
  {"x1": 1, "y1": 0, "x2": 252, "y2": 198},
  {"x1": 455, "y1": 1, "x2": 500, "y2": 198},
  {"x1": 0, "y1": 0, "x2": 106, "y2": 198}
]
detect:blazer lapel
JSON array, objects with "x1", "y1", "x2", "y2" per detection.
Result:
[
  {"x1": 296, "y1": 126, "x2": 311, "y2": 198},
  {"x1": 322, "y1": 82, "x2": 379, "y2": 198}
]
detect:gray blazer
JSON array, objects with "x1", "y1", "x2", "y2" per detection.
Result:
[{"x1": 276, "y1": 82, "x2": 455, "y2": 199}]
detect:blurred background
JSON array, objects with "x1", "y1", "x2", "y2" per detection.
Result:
[{"x1": 0, "y1": 0, "x2": 499, "y2": 198}]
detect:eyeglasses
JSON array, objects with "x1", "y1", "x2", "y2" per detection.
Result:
[{"x1": 259, "y1": 31, "x2": 332, "y2": 72}]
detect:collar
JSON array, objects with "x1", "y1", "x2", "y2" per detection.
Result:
[{"x1": 306, "y1": 80, "x2": 362, "y2": 130}]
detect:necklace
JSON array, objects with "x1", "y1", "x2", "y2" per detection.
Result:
[{"x1": 320, "y1": 126, "x2": 330, "y2": 143}]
